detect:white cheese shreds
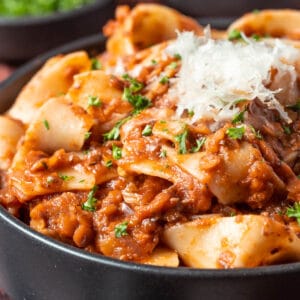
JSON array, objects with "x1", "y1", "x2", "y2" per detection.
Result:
[{"x1": 166, "y1": 30, "x2": 300, "y2": 122}]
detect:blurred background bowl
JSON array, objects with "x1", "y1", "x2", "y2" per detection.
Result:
[{"x1": 0, "y1": 0, "x2": 114, "y2": 62}]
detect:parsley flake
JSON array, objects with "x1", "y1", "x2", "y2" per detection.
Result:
[
  {"x1": 175, "y1": 129, "x2": 188, "y2": 154},
  {"x1": 226, "y1": 126, "x2": 245, "y2": 140},
  {"x1": 59, "y1": 174, "x2": 75, "y2": 181},
  {"x1": 250, "y1": 126, "x2": 263, "y2": 139},
  {"x1": 283, "y1": 125, "x2": 291, "y2": 135},
  {"x1": 159, "y1": 76, "x2": 169, "y2": 84},
  {"x1": 168, "y1": 62, "x2": 178, "y2": 69},
  {"x1": 228, "y1": 29, "x2": 242, "y2": 41},
  {"x1": 82, "y1": 185, "x2": 98, "y2": 212},
  {"x1": 174, "y1": 53, "x2": 182, "y2": 60},
  {"x1": 122, "y1": 74, "x2": 144, "y2": 93},
  {"x1": 103, "y1": 117, "x2": 131, "y2": 141},
  {"x1": 112, "y1": 144, "x2": 122, "y2": 160},
  {"x1": 122, "y1": 88, "x2": 151, "y2": 112},
  {"x1": 191, "y1": 137, "x2": 206, "y2": 153},
  {"x1": 91, "y1": 58, "x2": 102, "y2": 70},
  {"x1": 159, "y1": 149, "x2": 167, "y2": 158},
  {"x1": 286, "y1": 203, "x2": 300, "y2": 224},
  {"x1": 88, "y1": 95, "x2": 102, "y2": 107},
  {"x1": 105, "y1": 160, "x2": 113, "y2": 168},
  {"x1": 142, "y1": 124, "x2": 152, "y2": 136},
  {"x1": 232, "y1": 110, "x2": 245, "y2": 124},
  {"x1": 84, "y1": 132, "x2": 91, "y2": 141},
  {"x1": 114, "y1": 221, "x2": 129, "y2": 238},
  {"x1": 43, "y1": 119, "x2": 50, "y2": 130}
]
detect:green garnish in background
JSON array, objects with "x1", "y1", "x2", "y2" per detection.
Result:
[{"x1": 0, "y1": 0, "x2": 95, "y2": 17}]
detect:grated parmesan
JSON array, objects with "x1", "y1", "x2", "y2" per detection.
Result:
[{"x1": 166, "y1": 29, "x2": 300, "y2": 122}]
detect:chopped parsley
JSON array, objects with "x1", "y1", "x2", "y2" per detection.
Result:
[
  {"x1": 84, "y1": 132, "x2": 91, "y2": 141},
  {"x1": 112, "y1": 144, "x2": 122, "y2": 160},
  {"x1": 159, "y1": 149, "x2": 167, "y2": 158},
  {"x1": 286, "y1": 202, "x2": 300, "y2": 224},
  {"x1": 283, "y1": 125, "x2": 291, "y2": 135},
  {"x1": 103, "y1": 117, "x2": 131, "y2": 141},
  {"x1": 226, "y1": 126, "x2": 245, "y2": 140},
  {"x1": 252, "y1": 9, "x2": 260, "y2": 14},
  {"x1": 79, "y1": 179, "x2": 85, "y2": 183},
  {"x1": 105, "y1": 160, "x2": 113, "y2": 168},
  {"x1": 122, "y1": 88, "x2": 151, "y2": 112},
  {"x1": 142, "y1": 124, "x2": 152, "y2": 136},
  {"x1": 59, "y1": 174, "x2": 75, "y2": 181},
  {"x1": 159, "y1": 76, "x2": 169, "y2": 84},
  {"x1": 122, "y1": 74, "x2": 144, "y2": 93},
  {"x1": 114, "y1": 221, "x2": 129, "y2": 238},
  {"x1": 250, "y1": 126, "x2": 263, "y2": 139},
  {"x1": 228, "y1": 29, "x2": 242, "y2": 41},
  {"x1": 82, "y1": 185, "x2": 98, "y2": 212},
  {"x1": 232, "y1": 109, "x2": 245, "y2": 124},
  {"x1": 168, "y1": 62, "x2": 178, "y2": 69},
  {"x1": 173, "y1": 53, "x2": 182, "y2": 60},
  {"x1": 288, "y1": 101, "x2": 300, "y2": 112},
  {"x1": 43, "y1": 119, "x2": 50, "y2": 130},
  {"x1": 251, "y1": 34, "x2": 261, "y2": 41},
  {"x1": 191, "y1": 137, "x2": 206, "y2": 153},
  {"x1": 188, "y1": 109, "x2": 195, "y2": 117},
  {"x1": 151, "y1": 59, "x2": 157, "y2": 65},
  {"x1": 88, "y1": 95, "x2": 102, "y2": 107},
  {"x1": 175, "y1": 129, "x2": 188, "y2": 154},
  {"x1": 91, "y1": 58, "x2": 102, "y2": 70}
]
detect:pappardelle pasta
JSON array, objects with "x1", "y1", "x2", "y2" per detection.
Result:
[{"x1": 1, "y1": 4, "x2": 300, "y2": 269}]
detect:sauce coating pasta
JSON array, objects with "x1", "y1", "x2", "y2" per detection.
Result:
[{"x1": 1, "y1": 5, "x2": 300, "y2": 268}]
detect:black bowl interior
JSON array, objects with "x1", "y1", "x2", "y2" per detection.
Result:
[{"x1": 1, "y1": 32, "x2": 300, "y2": 300}]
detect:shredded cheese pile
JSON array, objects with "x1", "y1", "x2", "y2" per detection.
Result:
[{"x1": 166, "y1": 30, "x2": 300, "y2": 122}]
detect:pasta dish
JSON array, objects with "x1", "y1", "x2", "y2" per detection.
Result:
[{"x1": 1, "y1": 4, "x2": 300, "y2": 269}]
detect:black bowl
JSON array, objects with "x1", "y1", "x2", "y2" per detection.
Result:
[
  {"x1": 1, "y1": 34, "x2": 300, "y2": 300},
  {"x1": 0, "y1": 0, "x2": 114, "y2": 62}
]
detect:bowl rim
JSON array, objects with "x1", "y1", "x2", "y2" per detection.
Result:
[
  {"x1": 0, "y1": 0, "x2": 112, "y2": 26},
  {"x1": 1, "y1": 33, "x2": 300, "y2": 278}
]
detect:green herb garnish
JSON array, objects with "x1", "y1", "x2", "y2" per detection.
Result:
[
  {"x1": 159, "y1": 76, "x2": 169, "y2": 84},
  {"x1": 105, "y1": 160, "x2": 113, "y2": 168},
  {"x1": 59, "y1": 174, "x2": 75, "y2": 181},
  {"x1": 250, "y1": 126, "x2": 263, "y2": 139},
  {"x1": 168, "y1": 62, "x2": 178, "y2": 69},
  {"x1": 88, "y1": 95, "x2": 101, "y2": 107},
  {"x1": 91, "y1": 58, "x2": 102, "y2": 70},
  {"x1": 122, "y1": 74, "x2": 144, "y2": 93},
  {"x1": 112, "y1": 144, "x2": 122, "y2": 160},
  {"x1": 174, "y1": 53, "x2": 182, "y2": 60},
  {"x1": 142, "y1": 124, "x2": 152, "y2": 136},
  {"x1": 232, "y1": 110, "x2": 245, "y2": 124},
  {"x1": 43, "y1": 119, "x2": 50, "y2": 130},
  {"x1": 226, "y1": 126, "x2": 245, "y2": 140},
  {"x1": 82, "y1": 185, "x2": 98, "y2": 212},
  {"x1": 103, "y1": 117, "x2": 131, "y2": 141},
  {"x1": 228, "y1": 29, "x2": 242, "y2": 41},
  {"x1": 84, "y1": 132, "x2": 91, "y2": 141},
  {"x1": 283, "y1": 125, "x2": 291, "y2": 135},
  {"x1": 159, "y1": 149, "x2": 167, "y2": 158},
  {"x1": 286, "y1": 202, "x2": 300, "y2": 224},
  {"x1": 114, "y1": 221, "x2": 129, "y2": 238},
  {"x1": 191, "y1": 137, "x2": 206, "y2": 153},
  {"x1": 175, "y1": 129, "x2": 188, "y2": 154}
]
